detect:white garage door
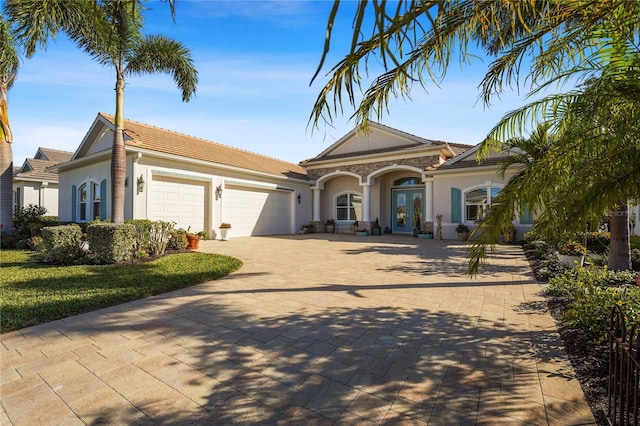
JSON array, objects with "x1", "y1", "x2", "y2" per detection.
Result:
[
  {"x1": 149, "y1": 176, "x2": 206, "y2": 232},
  {"x1": 222, "y1": 186, "x2": 292, "y2": 236}
]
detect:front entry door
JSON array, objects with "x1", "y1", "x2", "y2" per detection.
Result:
[{"x1": 392, "y1": 189, "x2": 424, "y2": 233}]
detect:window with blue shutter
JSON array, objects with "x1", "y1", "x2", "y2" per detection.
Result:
[
  {"x1": 71, "y1": 185, "x2": 77, "y2": 222},
  {"x1": 100, "y1": 179, "x2": 107, "y2": 220},
  {"x1": 451, "y1": 187, "x2": 461, "y2": 223}
]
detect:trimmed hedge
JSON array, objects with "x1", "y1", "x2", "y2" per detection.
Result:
[
  {"x1": 40, "y1": 224, "x2": 85, "y2": 264},
  {"x1": 87, "y1": 223, "x2": 136, "y2": 264}
]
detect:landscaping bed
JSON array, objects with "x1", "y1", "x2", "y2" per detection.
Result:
[{"x1": 524, "y1": 242, "x2": 639, "y2": 426}]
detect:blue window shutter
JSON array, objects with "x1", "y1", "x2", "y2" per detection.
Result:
[
  {"x1": 520, "y1": 206, "x2": 533, "y2": 224},
  {"x1": 71, "y1": 185, "x2": 77, "y2": 222},
  {"x1": 100, "y1": 179, "x2": 107, "y2": 220},
  {"x1": 451, "y1": 187, "x2": 461, "y2": 223}
]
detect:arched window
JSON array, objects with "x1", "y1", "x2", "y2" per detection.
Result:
[
  {"x1": 336, "y1": 193, "x2": 362, "y2": 221},
  {"x1": 77, "y1": 181, "x2": 102, "y2": 222},
  {"x1": 79, "y1": 184, "x2": 88, "y2": 221},
  {"x1": 465, "y1": 187, "x2": 501, "y2": 221},
  {"x1": 393, "y1": 177, "x2": 420, "y2": 186}
]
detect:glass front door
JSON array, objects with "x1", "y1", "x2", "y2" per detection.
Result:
[{"x1": 392, "y1": 189, "x2": 423, "y2": 233}]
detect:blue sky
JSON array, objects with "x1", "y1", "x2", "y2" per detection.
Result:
[{"x1": 10, "y1": 0, "x2": 539, "y2": 167}]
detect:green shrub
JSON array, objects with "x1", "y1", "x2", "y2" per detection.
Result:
[
  {"x1": 126, "y1": 219, "x2": 153, "y2": 251},
  {"x1": 546, "y1": 267, "x2": 640, "y2": 341},
  {"x1": 12, "y1": 204, "x2": 48, "y2": 239},
  {"x1": 149, "y1": 221, "x2": 174, "y2": 256},
  {"x1": 86, "y1": 223, "x2": 136, "y2": 264},
  {"x1": 632, "y1": 248, "x2": 640, "y2": 271},
  {"x1": 587, "y1": 252, "x2": 608, "y2": 267},
  {"x1": 39, "y1": 224, "x2": 85, "y2": 264},
  {"x1": 0, "y1": 231, "x2": 19, "y2": 249},
  {"x1": 168, "y1": 231, "x2": 188, "y2": 250},
  {"x1": 536, "y1": 258, "x2": 571, "y2": 281}
]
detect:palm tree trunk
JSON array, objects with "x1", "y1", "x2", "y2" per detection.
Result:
[
  {"x1": 111, "y1": 73, "x2": 126, "y2": 224},
  {"x1": 1, "y1": 80, "x2": 14, "y2": 233},
  {"x1": 608, "y1": 203, "x2": 631, "y2": 271},
  {"x1": 0, "y1": 140, "x2": 13, "y2": 233}
]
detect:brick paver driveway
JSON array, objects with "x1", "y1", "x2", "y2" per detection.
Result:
[{"x1": 1, "y1": 235, "x2": 595, "y2": 425}]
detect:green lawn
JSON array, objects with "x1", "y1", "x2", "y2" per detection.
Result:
[
  {"x1": 632, "y1": 235, "x2": 640, "y2": 250},
  {"x1": 0, "y1": 250, "x2": 242, "y2": 333}
]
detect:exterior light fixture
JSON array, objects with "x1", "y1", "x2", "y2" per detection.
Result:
[
  {"x1": 215, "y1": 185, "x2": 223, "y2": 200},
  {"x1": 297, "y1": 194, "x2": 302, "y2": 204},
  {"x1": 136, "y1": 175, "x2": 145, "y2": 194}
]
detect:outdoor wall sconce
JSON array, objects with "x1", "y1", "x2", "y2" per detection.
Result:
[
  {"x1": 297, "y1": 194, "x2": 302, "y2": 204},
  {"x1": 215, "y1": 185, "x2": 223, "y2": 200},
  {"x1": 136, "y1": 175, "x2": 145, "y2": 194},
  {"x1": 124, "y1": 177, "x2": 129, "y2": 188}
]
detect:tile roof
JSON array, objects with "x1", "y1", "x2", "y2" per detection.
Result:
[
  {"x1": 435, "y1": 156, "x2": 504, "y2": 171},
  {"x1": 14, "y1": 158, "x2": 61, "y2": 182},
  {"x1": 99, "y1": 113, "x2": 308, "y2": 181},
  {"x1": 37, "y1": 148, "x2": 73, "y2": 163}
]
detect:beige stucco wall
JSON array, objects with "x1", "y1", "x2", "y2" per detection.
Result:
[
  {"x1": 58, "y1": 159, "x2": 112, "y2": 222},
  {"x1": 432, "y1": 169, "x2": 532, "y2": 240}
]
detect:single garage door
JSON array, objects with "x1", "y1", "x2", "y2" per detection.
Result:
[
  {"x1": 222, "y1": 185, "x2": 292, "y2": 236},
  {"x1": 148, "y1": 175, "x2": 206, "y2": 232}
]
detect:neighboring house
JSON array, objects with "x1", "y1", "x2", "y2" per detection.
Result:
[
  {"x1": 57, "y1": 113, "x2": 311, "y2": 238},
  {"x1": 13, "y1": 147, "x2": 73, "y2": 217},
  {"x1": 301, "y1": 122, "x2": 532, "y2": 239}
]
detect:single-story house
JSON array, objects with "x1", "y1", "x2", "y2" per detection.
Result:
[
  {"x1": 57, "y1": 113, "x2": 311, "y2": 239},
  {"x1": 13, "y1": 147, "x2": 73, "y2": 216},
  {"x1": 59, "y1": 113, "x2": 640, "y2": 240},
  {"x1": 301, "y1": 123, "x2": 533, "y2": 240}
]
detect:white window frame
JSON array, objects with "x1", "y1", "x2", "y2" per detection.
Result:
[
  {"x1": 463, "y1": 183, "x2": 503, "y2": 223},
  {"x1": 335, "y1": 191, "x2": 363, "y2": 222},
  {"x1": 77, "y1": 180, "x2": 101, "y2": 222}
]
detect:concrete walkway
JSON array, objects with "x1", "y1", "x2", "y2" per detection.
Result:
[{"x1": 1, "y1": 235, "x2": 595, "y2": 425}]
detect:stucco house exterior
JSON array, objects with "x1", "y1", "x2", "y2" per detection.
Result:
[
  {"x1": 56, "y1": 113, "x2": 541, "y2": 239},
  {"x1": 57, "y1": 113, "x2": 311, "y2": 239},
  {"x1": 13, "y1": 147, "x2": 73, "y2": 216},
  {"x1": 301, "y1": 123, "x2": 533, "y2": 240}
]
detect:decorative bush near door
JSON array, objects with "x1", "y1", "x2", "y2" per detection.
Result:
[
  {"x1": 455, "y1": 223, "x2": 470, "y2": 241},
  {"x1": 325, "y1": 219, "x2": 335, "y2": 234}
]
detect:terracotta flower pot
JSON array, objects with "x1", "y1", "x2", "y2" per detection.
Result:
[{"x1": 186, "y1": 234, "x2": 200, "y2": 250}]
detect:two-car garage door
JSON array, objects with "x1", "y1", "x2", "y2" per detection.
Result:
[
  {"x1": 148, "y1": 175, "x2": 293, "y2": 236},
  {"x1": 222, "y1": 185, "x2": 292, "y2": 236}
]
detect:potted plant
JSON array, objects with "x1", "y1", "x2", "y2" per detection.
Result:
[
  {"x1": 299, "y1": 223, "x2": 314, "y2": 234},
  {"x1": 455, "y1": 223, "x2": 470, "y2": 241},
  {"x1": 371, "y1": 218, "x2": 382, "y2": 236},
  {"x1": 219, "y1": 223, "x2": 231, "y2": 241},
  {"x1": 418, "y1": 230, "x2": 434, "y2": 239},
  {"x1": 325, "y1": 219, "x2": 335, "y2": 234},
  {"x1": 557, "y1": 242, "x2": 587, "y2": 267},
  {"x1": 184, "y1": 227, "x2": 207, "y2": 249},
  {"x1": 353, "y1": 221, "x2": 368, "y2": 236}
]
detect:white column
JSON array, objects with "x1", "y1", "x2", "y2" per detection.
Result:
[
  {"x1": 424, "y1": 178, "x2": 434, "y2": 222},
  {"x1": 362, "y1": 184, "x2": 371, "y2": 222},
  {"x1": 312, "y1": 188, "x2": 321, "y2": 221}
]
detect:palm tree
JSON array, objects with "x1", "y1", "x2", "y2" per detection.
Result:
[
  {"x1": 0, "y1": 15, "x2": 19, "y2": 233},
  {"x1": 5, "y1": 0, "x2": 198, "y2": 223},
  {"x1": 311, "y1": 0, "x2": 640, "y2": 272}
]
